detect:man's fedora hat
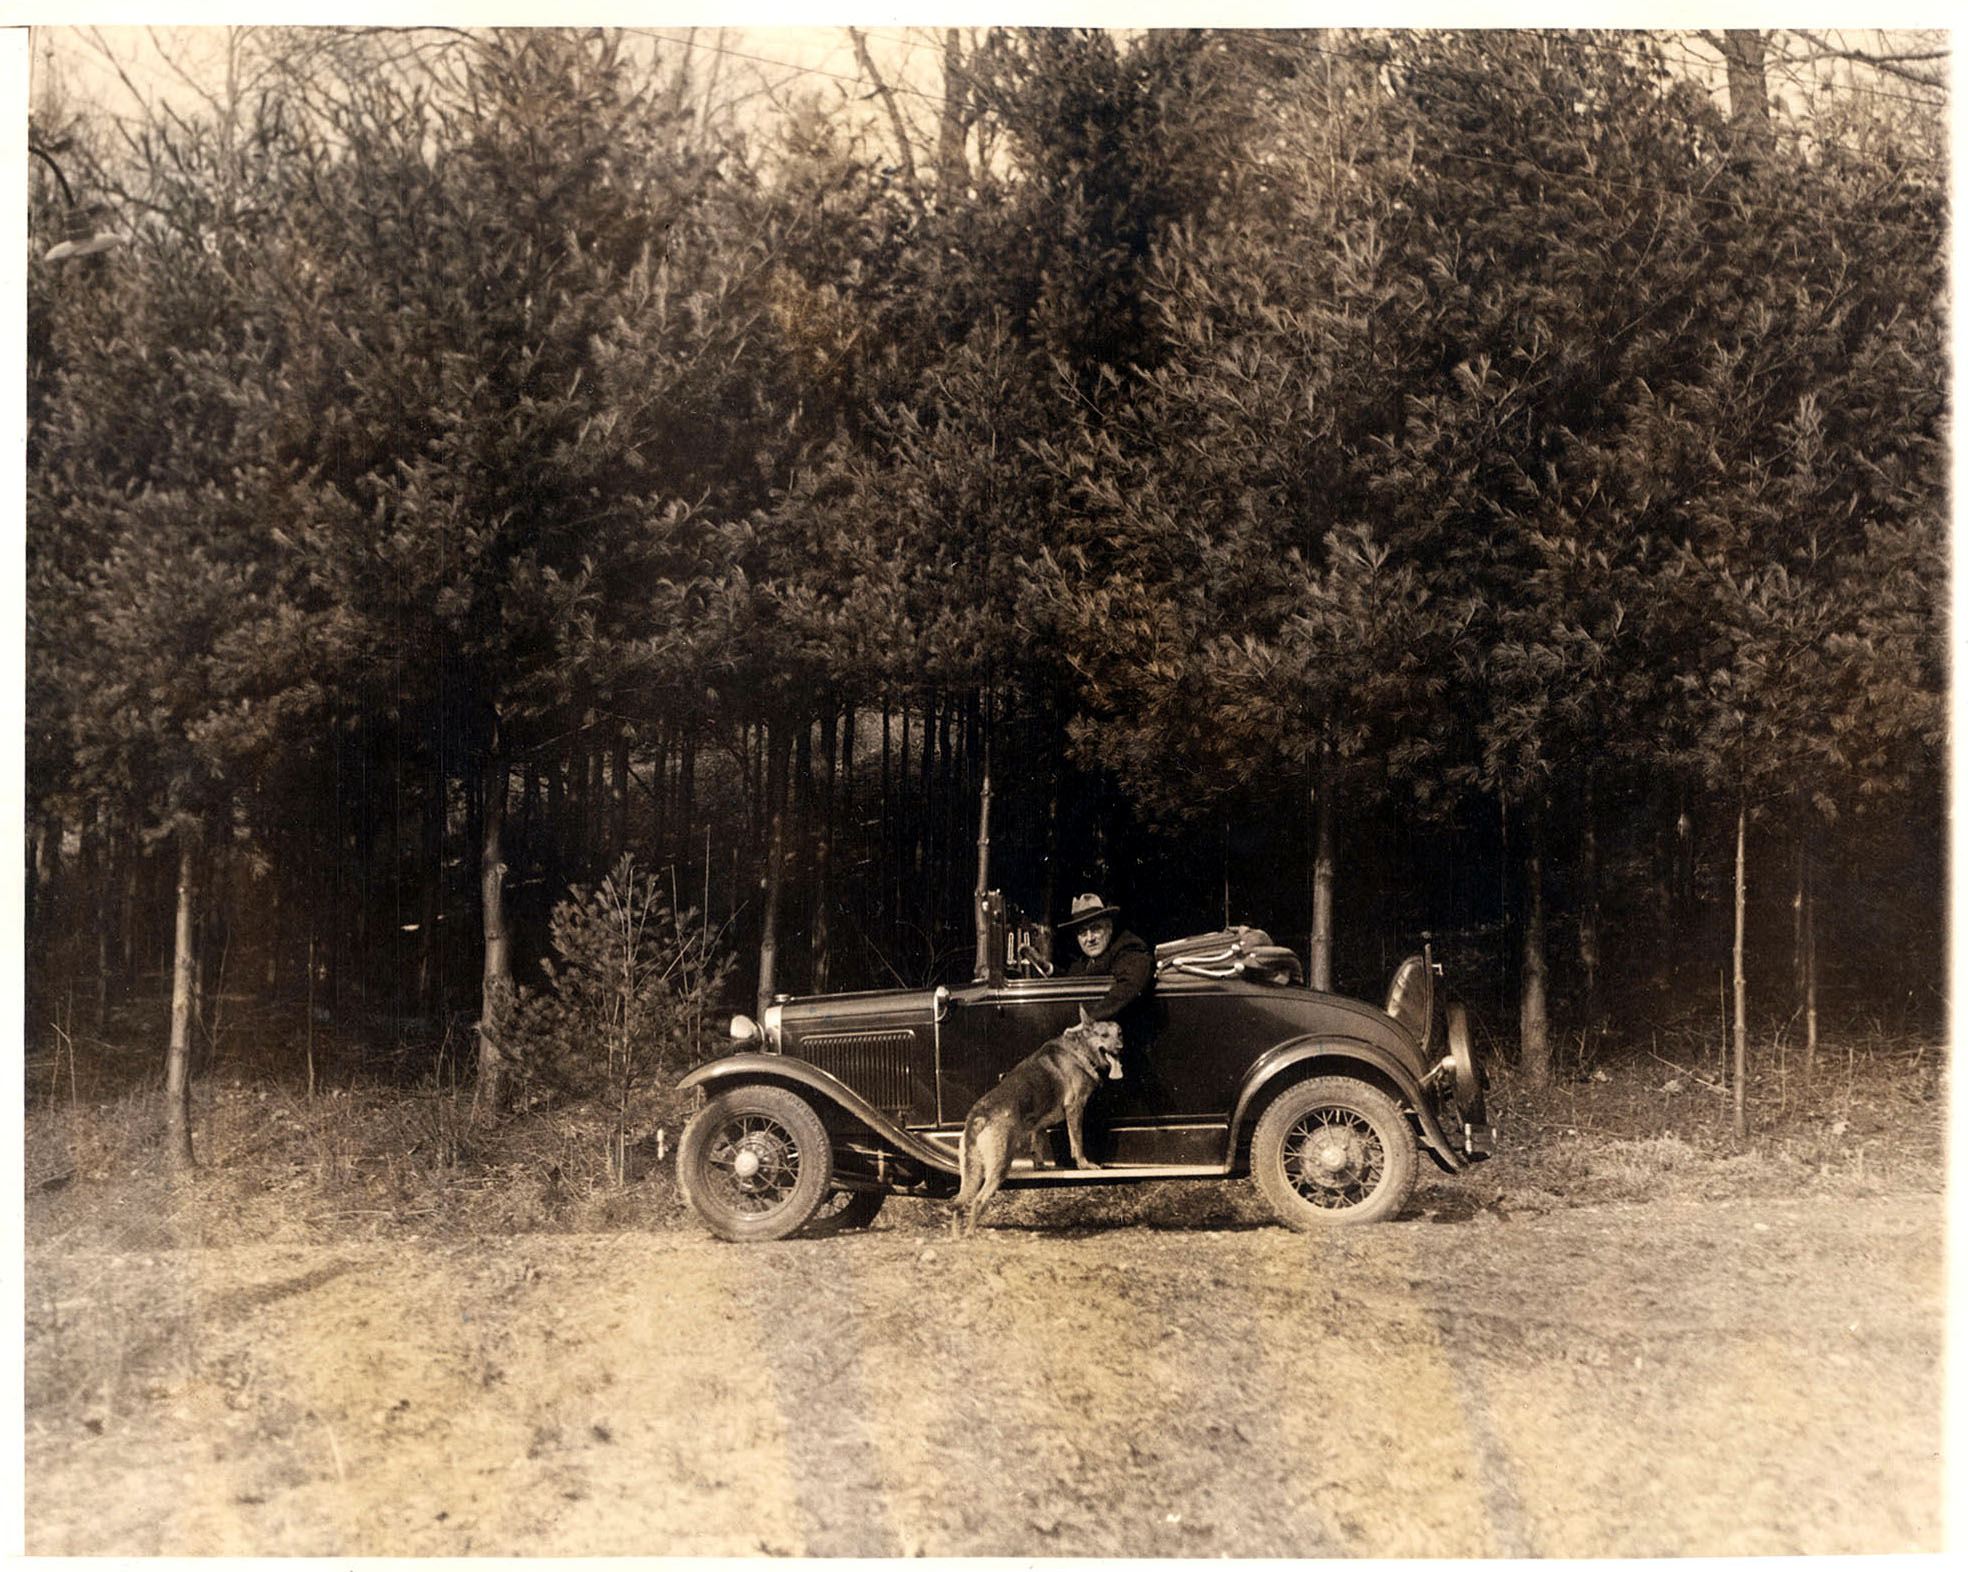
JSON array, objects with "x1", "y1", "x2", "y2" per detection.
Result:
[{"x1": 1059, "y1": 892, "x2": 1122, "y2": 930}]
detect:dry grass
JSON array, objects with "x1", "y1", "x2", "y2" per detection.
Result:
[
  {"x1": 24, "y1": 994, "x2": 709, "y2": 1254},
  {"x1": 25, "y1": 1008, "x2": 1942, "y2": 1258},
  {"x1": 1472, "y1": 1020, "x2": 1946, "y2": 1211},
  {"x1": 26, "y1": 1083, "x2": 697, "y2": 1258}
]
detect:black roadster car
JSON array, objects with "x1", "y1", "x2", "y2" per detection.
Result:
[{"x1": 675, "y1": 896, "x2": 1491, "y2": 1240}]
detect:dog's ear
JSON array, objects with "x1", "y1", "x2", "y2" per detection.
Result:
[{"x1": 1078, "y1": 1005, "x2": 1093, "y2": 1028}]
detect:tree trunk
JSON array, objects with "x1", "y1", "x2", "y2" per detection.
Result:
[
  {"x1": 475, "y1": 746, "x2": 513, "y2": 1117},
  {"x1": 23, "y1": 822, "x2": 39, "y2": 947},
  {"x1": 611, "y1": 730, "x2": 631, "y2": 863},
  {"x1": 849, "y1": 26, "x2": 918, "y2": 197},
  {"x1": 1732, "y1": 799, "x2": 1749, "y2": 1141},
  {"x1": 1041, "y1": 748, "x2": 1061, "y2": 927},
  {"x1": 678, "y1": 738, "x2": 696, "y2": 855},
  {"x1": 973, "y1": 706, "x2": 994, "y2": 981},
  {"x1": 85, "y1": 801, "x2": 112, "y2": 1031},
  {"x1": 122, "y1": 850, "x2": 139, "y2": 989},
  {"x1": 795, "y1": 718, "x2": 815, "y2": 987},
  {"x1": 813, "y1": 707, "x2": 837, "y2": 995},
  {"x1": 545, "y1": 753, "x2": 568, "y2": 887},
  {"x1": 1803, "y1": 848, "x2": 1818, "y2": 1076},
  {"x1": 38, "y1": 808, "x2": 63, "y2": 922},
  {"x1": 879, "y1": 698, "x2": 894, "y2": 949},
  {"x1": 1579, "y1": 773, "x2": 1601, "y2": 1029},
  {"x1": 895, "y1": 703, "x2": 911, "y2": 954},
  {"x1": 936, "y1": 28, "x2": 968, "y2": 189},
  {"x1": 934, "y1": 694, "x2": 951, "y2": 920},
  {"x1": 919, "y1": 694, "x2": 935, "y2": 885},
  {"x1": 1717, "y1": 29, "x2": 1772, "y2": 157},
  {"x1": 586, "y1": 740, "x2": 606, "y2": 874},
  {"x1": 1792, "y1": 830, "x2": 1822, "y2": 1078},
  {"x1": 164, "y1": 825, "x2": 198, "y2": 1171},
  {"x1": 98, "y1": 875, "x2": 115, "y2": 1031},
  {"x1": 1518, "y1": 795, "x2": 1551, "y2": 1088},
  {"x1": 757, "y1": 728, "x2": 790, "y2": 1018},
  {"x1": 417, "y1": 767, "x2": 445, "y2": 1015},
  {"x1": 1309, "y1": 743, "x2": 1336, "y2": 991}
]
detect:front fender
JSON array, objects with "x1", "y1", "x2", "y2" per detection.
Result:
[
  {"x1": 1228, "y1": 1037, "x2": 1469, "y2": 1173},
  {"x1": 678, "y1": 1053, "x2": 958, "y2": 1175}
]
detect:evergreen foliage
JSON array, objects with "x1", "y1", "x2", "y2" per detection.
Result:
[
  {"x1": 26, "y1": 27, "x2": 1947, "y2": 1133},
  {"x1": 509, "y1": 854, "x2": 733, "y2": 1174}
]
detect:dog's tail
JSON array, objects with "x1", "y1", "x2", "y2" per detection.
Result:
[{"x1": 951, "y1": 1120, "x2": 979, "y2": 1234}]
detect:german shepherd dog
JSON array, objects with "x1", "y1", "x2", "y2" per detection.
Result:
[{"x1": 953, "y1": 1009, "x2": 1124, "y2": 1235}]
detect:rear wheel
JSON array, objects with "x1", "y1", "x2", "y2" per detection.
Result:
[
  {"x1": 1252, "y1": 1076, "x2": 1416, "y2": 1228},
  {"x1": 804, "y1": 1187, "x2": 887, "y2": 1236},
  {"x1": 677, "y1": 1085, "x2": 834, "y2": 1242}
]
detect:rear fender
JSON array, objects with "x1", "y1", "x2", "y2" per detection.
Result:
[
  {"x1": 679, "y1": 1053, "x2": 958, "y2": 1176},
  {"x1": 1229, "y1": 1038, "x2": 1469, "y2": 1173}
]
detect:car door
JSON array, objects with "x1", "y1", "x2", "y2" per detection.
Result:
[
  {"x1": 936, "y1": 978, "x2": 1223, "y2": 1165},
  {"x1": 934, "y1": 979, "x2": 1096, "y2": 1129}
]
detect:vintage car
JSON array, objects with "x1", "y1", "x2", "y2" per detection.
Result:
[{"x1": 675, "y1": 895, "x2": 1491, "y2": 1240}]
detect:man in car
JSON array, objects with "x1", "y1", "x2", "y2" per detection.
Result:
[
  {"x1": 1058, "y1": 892, "x2": 1155, "y2": 1163},
  {"x1": 1060, "y1": 892, "x2": 1153, "y2": 1021}
]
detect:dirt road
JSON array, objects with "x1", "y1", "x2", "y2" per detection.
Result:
[{"x1": 25, "y1": 1188, "x2": 1942, "y2": 1557}]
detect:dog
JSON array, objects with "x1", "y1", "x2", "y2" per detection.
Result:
[{"x1": 953, "y1": 1008, "x2": 1124, "y2": 1235}]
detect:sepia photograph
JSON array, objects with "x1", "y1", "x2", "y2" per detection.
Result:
[{"x1": 19, "y1": 16, "x2": 1947, "y2": 1556}]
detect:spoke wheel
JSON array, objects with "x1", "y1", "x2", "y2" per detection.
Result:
[
  {"x1": 677, "y1": 1085, "x2": 833, "y2": 1242},
  {"x1": 1252, "y1": 1076, "x2": 1416, "y2": 1229},
  {"x1": 1446, "y1": 1004, "x2": 1487, "y2": 1129},
  {"x1": 803, "y1": 1187, "x2": 887, "y2": 1237}
]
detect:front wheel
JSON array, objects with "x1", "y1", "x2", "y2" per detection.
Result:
[
  {"x1": 1251, "y1": 1076, "x2": 1417, "y2": 1228},
  {"x1": 677, "y1": 1085, "x2": 834, "y2": 1242}
]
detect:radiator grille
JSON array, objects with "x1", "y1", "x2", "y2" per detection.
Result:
[{"x1": 793, "y1": 1029, "x2": 918, "y2": 1117}]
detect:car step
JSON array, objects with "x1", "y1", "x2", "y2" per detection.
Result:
[{"x1": 1002, "y1": 1160, "x2": 1227, "y2": 1184}]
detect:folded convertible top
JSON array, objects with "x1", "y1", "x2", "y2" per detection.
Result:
[{"x1": 1154, "y1": 926, "x2": 1303, "y2": 986}]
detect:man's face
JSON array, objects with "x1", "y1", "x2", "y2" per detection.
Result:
[{"x1": 1076, "y1": 917, "x2": 1114, "y2": 959}]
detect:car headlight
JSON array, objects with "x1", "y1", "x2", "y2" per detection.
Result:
[{"x1": 729, "y1": 1014, "x2": 760, "y2": 1044}]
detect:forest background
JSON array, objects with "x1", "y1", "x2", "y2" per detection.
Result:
[{"x1": 23, "y1": 26, "x2": 1947, "y2": 1168}]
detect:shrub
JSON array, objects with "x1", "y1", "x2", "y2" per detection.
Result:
[{"x1": 508, "y1": 855, "x2": 734, "y2": 1180}]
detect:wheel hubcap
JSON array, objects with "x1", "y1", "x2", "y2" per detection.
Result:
[
  {"x1": 1284, "y1": 1108, "x2": 1384, "y2": 1208},
  {"x1": 704, "y1": 1115, "x2": 803, "y2": 1214}
]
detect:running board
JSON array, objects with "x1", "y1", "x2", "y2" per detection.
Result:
[{"x1": 999, "y1": 1160, "x2": 1229, "y2": 1185}]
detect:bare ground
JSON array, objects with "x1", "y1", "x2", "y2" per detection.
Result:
[{"x1": 24, "y1": 1173, "x2": 1943, "y2": 1557}]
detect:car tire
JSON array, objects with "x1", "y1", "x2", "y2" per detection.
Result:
[
  {"x1": 677, "y1": 1084, "x2": 835, "y2": 1242},
  {"x1": 803, "y1": 1187, "x2": 887, "y2": 1236},
  {"x1": 1251, "y1": 1076, "x2": 1417, "y2": 1228}
]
